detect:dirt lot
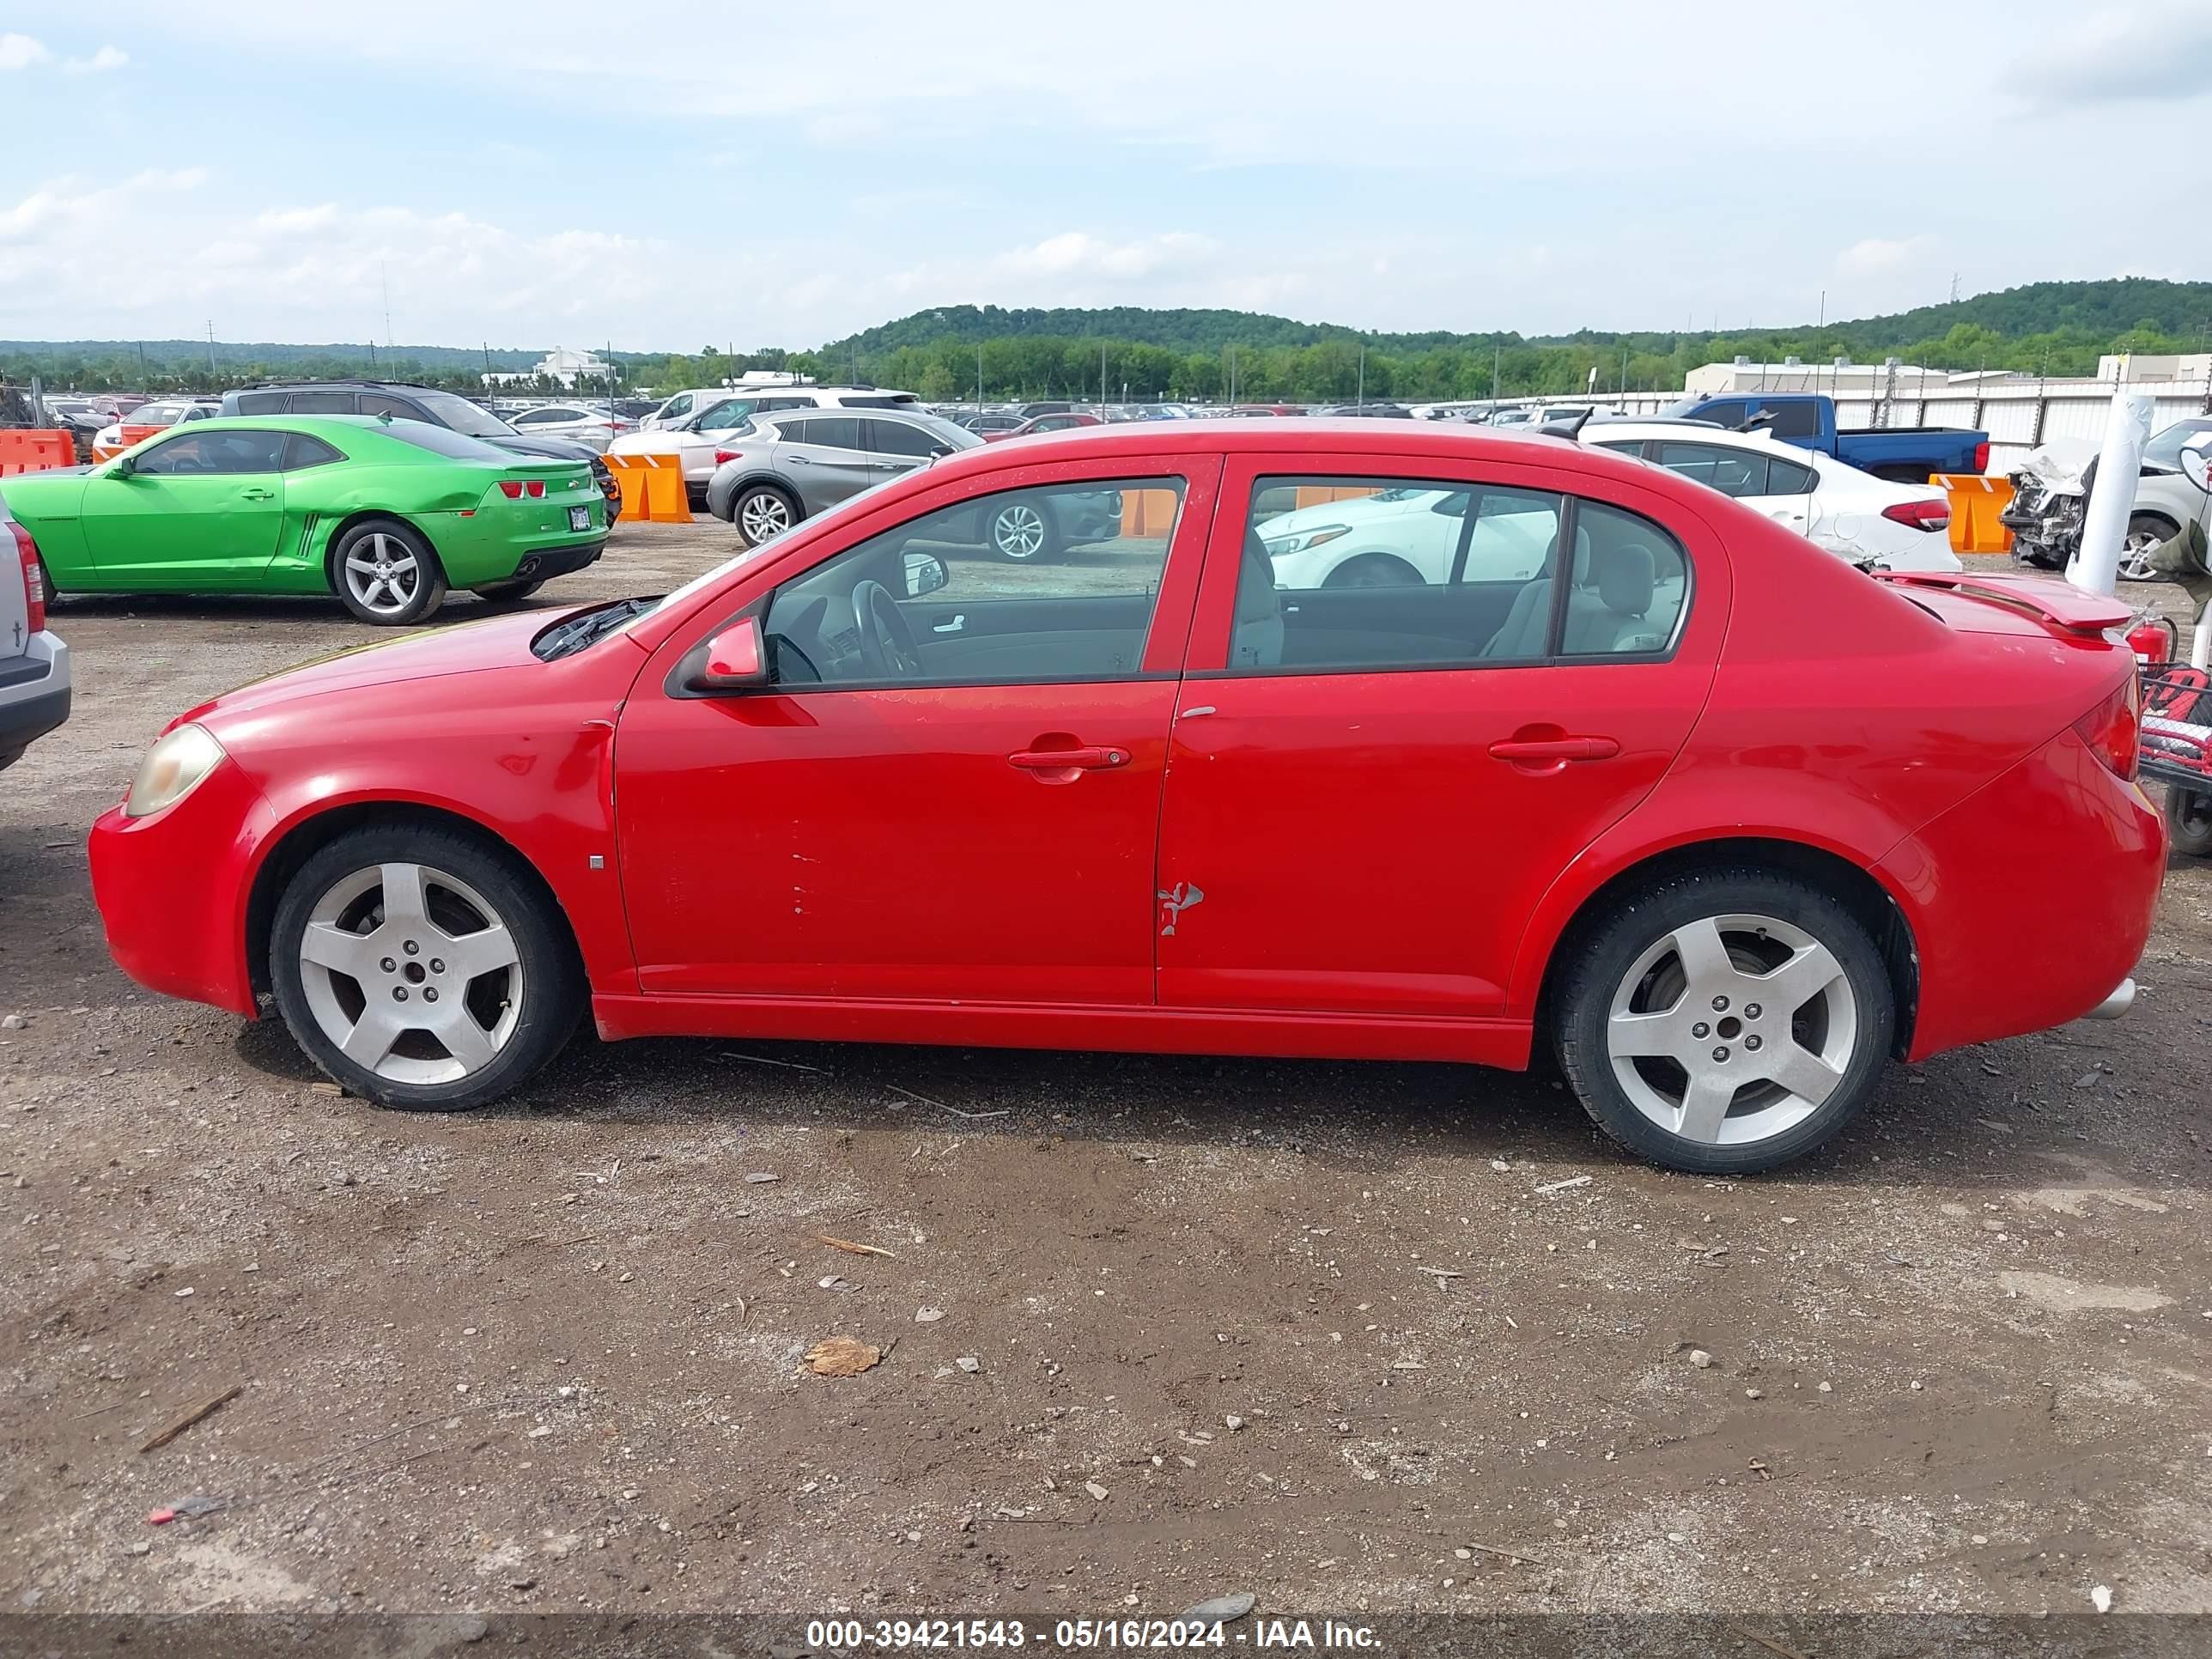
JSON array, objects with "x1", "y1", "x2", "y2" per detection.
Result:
[{"x1": 4, "y1": 522, "x2": 2211, "y2": 1633}]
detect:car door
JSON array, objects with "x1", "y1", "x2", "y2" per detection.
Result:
[
  {"x1": 649, "y1": 392, "x2": 694, "y2": 430},
  {"x1": 858, "y1": 415, "x2": 952, "y2": 482},
  {"x1": 1748, "y1": 449, "x2": 1820, "y2": 537},
  {"x1": 79, "y1": 428, "x2": 290, "y2": 585},
  {"x1": 773, "y1": 416, "x2": 882, "y2": 508},
  {"x1": 1152, "y1": 449, "x2": 1724, "y2": 1024},
  {"x1": 614, "y1": 453, "x2": 1221, "y2": 1004}
]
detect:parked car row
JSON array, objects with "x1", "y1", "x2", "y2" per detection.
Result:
[{"x1": 78, "y1": 418, "x2": 2160, "y2": 1179}]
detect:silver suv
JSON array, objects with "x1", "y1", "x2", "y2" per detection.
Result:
[
  {"x1": 0, "y1": 501, "x2": 69, "y2": 771},
  {"x1": 704, "y1": 408, "x2": 1121, "y2": 561}
]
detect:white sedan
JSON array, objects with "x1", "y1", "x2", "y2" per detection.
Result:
[
  {"x1": 504, "y1": 403, "x2": 633, "y2": 453},
  {"x1": 1584, "y1": 422, "x2": 1960, "y2": 573}
]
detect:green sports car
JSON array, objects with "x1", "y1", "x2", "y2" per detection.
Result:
[{"x1": 0, "y1": 414, "x2": 608, "y2": 625}]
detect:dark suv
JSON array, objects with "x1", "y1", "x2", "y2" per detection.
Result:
[{"x1": 220, "y1": 381, "x2": 621, "y2": 524}]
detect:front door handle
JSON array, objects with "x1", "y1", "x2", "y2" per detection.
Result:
[
  {"x1": 1488, "y1": 736, "x2": 1620, "y2": 762},
  {"x1": 1009, "y1": 745, "x2": 1130, "y2": 775},
  {"x1": 240, "y1": 487, "x2": 276, "y2": 501},
  {"x1": 932, "y1": 614, "x2": 965, "y2": 634}
]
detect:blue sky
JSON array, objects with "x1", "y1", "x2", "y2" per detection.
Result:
[{"x1": 3, "y1": 0, "x2": 2208, "y2": 352}]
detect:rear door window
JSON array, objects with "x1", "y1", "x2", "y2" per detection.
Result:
[
  {"x1": 286, "y1": 391, "x2": 357, "y2": 415},
  {"x1": 359, "y1": 393, "x2": 422, "y2": 421},
  {"x1": 1754, "y1": 400, "x2": 1824, "y2": 440},
  {"x1": 1231, "y1": 474, "x2": 1689, "y2": 672},
  {"x1": 799, "y1": 416, "x2": 866, "y2": 454},
  {"x1": 1653, "y1": 441, "x2": 1767, "y2": 498}
]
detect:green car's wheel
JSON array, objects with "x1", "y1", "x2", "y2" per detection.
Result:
[
  {"x1": 473, "y1": 576, "x2": 546, "y2": 604},
  {"x1": 332, "y1": 520, "x2": 447, "y2": 626}
]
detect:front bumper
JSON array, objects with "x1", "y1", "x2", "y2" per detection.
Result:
[{"x1": 88, "y1": 761, "x2": 273, "y2": 1018}]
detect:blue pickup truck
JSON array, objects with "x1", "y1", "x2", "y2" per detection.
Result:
[{"x1": 1662, "y1": 392, "x2": 1989, "y2": 483}]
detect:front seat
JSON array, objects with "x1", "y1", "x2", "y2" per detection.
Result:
[{"x1": 1231, "y1": 529, "x2": 1284, "y2": 668}]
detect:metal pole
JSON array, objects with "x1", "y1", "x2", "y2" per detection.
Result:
[
  {"x1": 1357, "y1": 344, "x2": 1365, "y2": 409},
  {"x1": 2072, "y1": 369, "x2": 2154, "y2": 597}
]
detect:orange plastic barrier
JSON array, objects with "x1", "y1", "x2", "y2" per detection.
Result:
[
  {"x1": 600, "y1": 452, "x2": 692, "y2": 523},
  {"x1": 1118, "y1": 486, "x2": 1182, "y2": 538},
  {"x1": 1930, "y1": 472, "x2": 2014, "y2": 556},
  {"x1": 91, "y1": 422, "x2": 167, "y2": 464},
  {"x1": 0, "y1": 429, "x2": 75, "y2": 476}
]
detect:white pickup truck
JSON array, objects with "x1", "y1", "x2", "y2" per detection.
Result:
[{"x1": 0, "y1": 499, "x2": 69, "y2": 771}]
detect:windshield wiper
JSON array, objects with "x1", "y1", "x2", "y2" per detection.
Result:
[{"x1": 535, "y1": 597, "x2": 656, "y2": 660}]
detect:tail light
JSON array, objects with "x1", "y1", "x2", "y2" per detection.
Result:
[
  {"x1": 2073, "y1": 677, "x2": 2141, "y2": 782},
  {"x1": 10, "y1": 521, "x2": 44, "y2": 635},
  {"x1": 714, "y1": 450, "x2": 748, "y2": 466},
  {"x1": 1881, "y1": 500, "x2": 1951, "y2": 532},
  {"x1": 497, "y1": 479, "x2": 548, "y2": 499},
  {"x1": 1972, "y1": 441, "x2": 1990, "y2": 473}
]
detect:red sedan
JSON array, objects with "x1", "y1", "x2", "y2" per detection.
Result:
[{"x1": 88, "y1": 422, "x2": 2162, "y2": 1173}]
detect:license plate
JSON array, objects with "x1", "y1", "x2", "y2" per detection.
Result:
[{"x1": 569, "y1": 505, "x2": 591, "y2": 532}]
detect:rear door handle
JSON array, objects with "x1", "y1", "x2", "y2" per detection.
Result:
[
  {"x1": 1488, "y1": 736, "x2": 1620, "y2": 762},
  {"x1": 1009, "y1": 746, "x2": 1129, "y2": 771}
]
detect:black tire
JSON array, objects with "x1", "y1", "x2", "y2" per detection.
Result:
[
  {"x1": 269, "y1": 823, "x2": 584, "y2": 1111},
  {"x1": 1554, "y1": 866, "x2": 1895, "y2": 1175},
  {"x1": 472, "y1": 576, "x2": 546, "y2": 603},
  {"x1": 2168, "y1": 788, "x2": 2212, "y2": 859},
  {"x1": 732, "y1": 483, "x2": 800, "y2": 550},
  {"x1": 983, "y1": 495, "x2": 1064, "y2": 563},
  {"x1": 1323, "y1": 553, "x2": 1423, "y2": 588},
  {"x1": 330, "y1": 519, "x2": 447, "y2": 625}
]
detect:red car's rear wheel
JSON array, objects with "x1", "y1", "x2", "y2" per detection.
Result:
[{"x1": 1556, "y1": 867, "x2": 1895, "y2": 1174}]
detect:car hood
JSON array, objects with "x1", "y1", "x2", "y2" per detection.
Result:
[{"x1": 181, "y1": 608, "x2": 577, "y2": 732}]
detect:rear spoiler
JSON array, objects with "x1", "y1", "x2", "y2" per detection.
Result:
[{"x1": 1870, "y1": 569, "x2": 2132, "y2": 636}]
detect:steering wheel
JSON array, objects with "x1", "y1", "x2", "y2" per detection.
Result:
[{"x1": 850, "y1": 580, "x2": 921, "y2": 678}]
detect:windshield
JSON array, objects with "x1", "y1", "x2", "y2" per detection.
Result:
[
  {"x1": 131, "y1": 403, "x2": 190, "y2": 426},
  {"x1": 2143, "y1": 419, "x2": 2212, "y2": 471},
  {"x1": 408, "y1": 389, "x2": 514, "y2": 439}
]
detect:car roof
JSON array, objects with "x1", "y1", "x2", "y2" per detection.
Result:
[
  {"x1": 921, "y1": 418, "x2": 1630, "y2": 477},
  {"x1": 1586, "y1": 420, "x2": 1808, "y2": 452}
]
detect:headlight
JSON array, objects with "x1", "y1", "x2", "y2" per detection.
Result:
[
  {"x1": 1262, "y1": 525, "x2": 1350, "y2": 557},
  {"x1": 125, "y1": 724, "x2": 227, "y2": 818}
]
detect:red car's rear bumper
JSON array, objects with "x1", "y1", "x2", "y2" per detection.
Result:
[
  {"x1": 1880, "y1": 724, "x2": 2165, "y2": 1060},
  {"x1": 88, "y1": 763, "x2": 272, "y2": 1020}
]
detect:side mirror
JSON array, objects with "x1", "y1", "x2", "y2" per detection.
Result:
[
  {"x1": 903, "y1": 551, "x2": 949, "y2": 598},
  {"x1": 2182, "y1": 440, "x2": 2212, "y2": 496},
  {"x1": 107, "y1": 454, "x2": 135, "y2": 477},
  {"x1": 690, "y1": 617, "x2": 768, "y2": 692}
]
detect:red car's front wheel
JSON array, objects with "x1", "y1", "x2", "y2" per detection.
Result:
[{"x1": 270, "y1": 823, "x2": 583, "y2": 1110}]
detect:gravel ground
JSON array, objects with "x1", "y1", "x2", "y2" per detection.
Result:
[{"x1": 3, "y1": 524, "x2": 2210, "y2": 1630}]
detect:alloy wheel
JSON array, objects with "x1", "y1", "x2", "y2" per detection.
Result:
[
  {"x1": 739, "y1": 492, "x2": 792, "y2": 544},
  {"x1": 1603, "y1": 912, "x2": 1859, "y2": 1147},
  {"x1": 2118, "y1": 527, "x2": 2163, "y2": 583},
  {"x1": 296, "y1": 861, "x2": 524, "y2": 1086},
  {"x1": 992, "y1": 503, "x2": 1047, "y2": 559},
  {"x1": 343, "y1": 533, "x2": 422, "y2": 618}
]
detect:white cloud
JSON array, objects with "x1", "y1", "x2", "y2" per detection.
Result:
[
  {"x1": 64, "y1": 45, "x2": 129, "y2": 73},
  {"x1": 0, "y1": 32, "x2": 51, "y2": 70},
  {"x1": 1838, "y1": 236, "x2": 1932, "y2": 276},
  {"x1": 998, "y1": 232, "x2": 1217, "y2": 283}
]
